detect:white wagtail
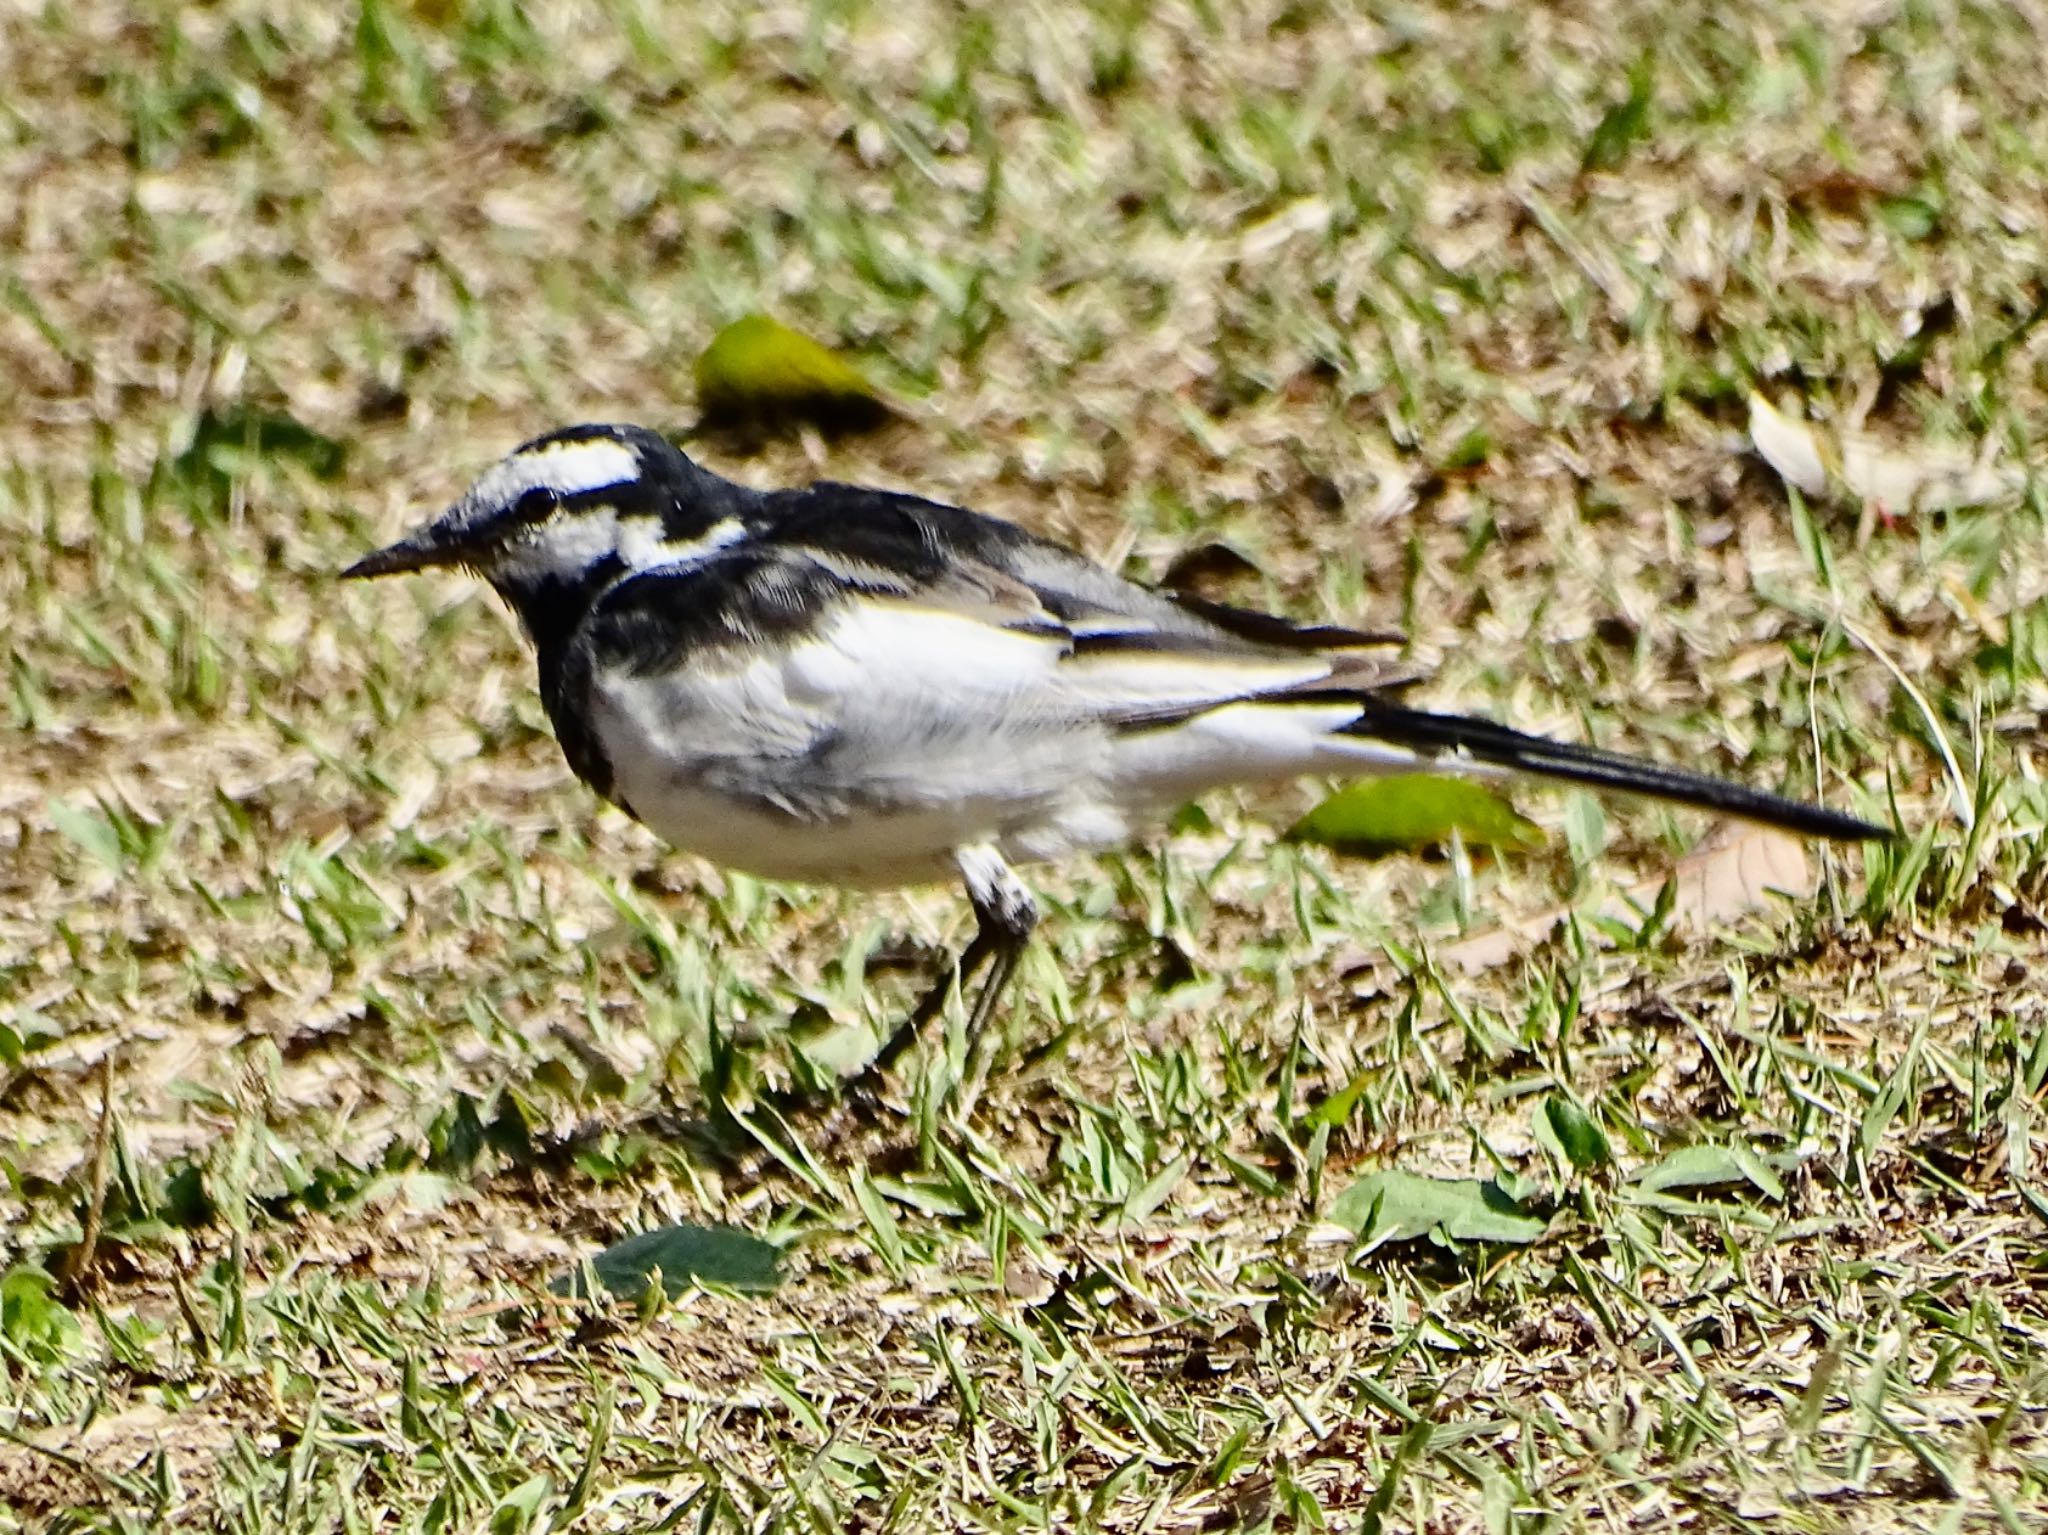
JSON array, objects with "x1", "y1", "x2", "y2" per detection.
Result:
[{"x1": 346, "y1": 423, "x2": 1888, "y2": 1077}]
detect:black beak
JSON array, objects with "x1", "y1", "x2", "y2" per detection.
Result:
[{"x1": 342, "y1": 527, "x2": 463, "y2": 580}]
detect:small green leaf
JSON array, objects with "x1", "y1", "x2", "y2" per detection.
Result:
[
  {"x1": 0, "y1": 1010, "x2": 60, "y2": 1068},
  {"x1": 1582, "y1": 55, "x2": 1655, "y2": 173},
  {"x1": 1290, "y1": 774, "x2": 1543, "y2": 857},
  {"x1": 1122, "y1": 1153, "x2": 1190, "y2": 1223},
  {"x1": 1307, "y1": 1068, "x2": 1375, "y2": 1130},
  {"x1": 1441, "y1": 427, "x2": 1493, "y2": 472},
  {"x1": 1562, "y1": 792, "x2": 1607, "y2": 868},
  {"x1": 1, "y1": 1266, "x2": 83, "y2": 1363},
  {"x1": 554, "y1": 1221, "x2": 783, "y2": 1301},
  {"x1": 849, "y1": 1167, "x2": 908, "y2": 1278},
  {"x1": 1358, "y1": 1417, "x2": 1435, "y2": 1535},
  {"x1": 1536, "y1": 1095, "x2": 1613, "y2": 1171},
  {"x1": 1462, "y1": 106, "x2": 1517, "y2": 174},
  {"x1": 1329, "y1": 1169, "x2": 1547, "y2": 1250},
  {"x1": 48, "y1": 798, "x2": 125, "y2": 872},
  {"x1": 1860, "y1": 1031, "x2": 1923, "y2": 1163},
  {"x1": 427, "y1": 1093, "x2": 487, "y2": 1174},
  {"x1": 1632, "y1": 1143, "x2": 1784, "y2": 1201},
  {"x1": 489, "y1": 1473, "x2": 553, "y2": 1535},
  {"x1": 695, "y1": 314, "x2": 891, "y2": 430},
  {"x1": 1877, "y1": 194, "x2": 1940, "y2": 242}
]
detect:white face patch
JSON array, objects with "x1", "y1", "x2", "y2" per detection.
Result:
[
  {"x1": 616, "y1": 514, "x2": 747, "y2": 572},
  {"x1": 486, "y1": 507, "x2": 753, "y2": 590},
  {"x1": 506, "y1": 506, "x2": 623, "y2": 577},
  {"x1": 475, "y1": 436, "x2": 640, "y2": 506}
]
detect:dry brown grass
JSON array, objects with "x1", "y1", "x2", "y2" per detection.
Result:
[{"x1": 2, "y1": 1, "x2": 2045, "y2": 1530}]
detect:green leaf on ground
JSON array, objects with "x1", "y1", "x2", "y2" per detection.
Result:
[
  {"x1": 173, "y1": 404, "x2": 347, "y2": 498},
  {"x1": 1, "y1": 1266, "x2": 83, "y2": 1363},
  {"x1": 695, "y1": 314, "x2": 891, "y2": 431},
  {"x1": 489, "y1": 1474, "x2": 553, "y2": 1535},
  {"x1": 1330, "y1": 1169, "x2": 1548, "y2": 1250},
  {"x1": 1289, "y1": 774, "x2": 1543, "y2": 857},
  {"x1": 0, "y1": 1011, "x2": 60, "y2": 1068},
  {"x1": 1307, "y1": 1068, "x2": 1375, "y2": 1130},
  {"x1": 1878, "y1": 193, "x2": 1941, "y2": 241},
  {"x1": 1631, "y1": 1143, "x2": 1785, "y2": 1201},
  {"x1": 1536, "y1": 1095, "x2": 1613, "y2": 1170},
  {"x1": 1582, "y1": 55, "x2": 1655, "y2": 172},
  {"x1": 47, "y1": 798, "x2": 125, "y2": 872},
  {"x1": 554, "y1": 1221, "x2": 783, "y2": 1301}
]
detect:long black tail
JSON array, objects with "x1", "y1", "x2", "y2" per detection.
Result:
[{"x1": 1347, "y1": 704, "x2": 1890, "y2": 843}]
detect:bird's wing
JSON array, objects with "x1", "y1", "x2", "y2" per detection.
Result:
[
  {"x1": 744, "y1": 483, "x2": 1426, "y2": 716},
  {"x1": 576, "y1": 530, "x2": 1395, "y2": 830}
]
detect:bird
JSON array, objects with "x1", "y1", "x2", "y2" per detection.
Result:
[{"x1": 345, "y1": 422, "x2": 1889, "y2": 1082}]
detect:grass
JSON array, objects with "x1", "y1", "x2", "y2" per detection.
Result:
[{"x1": 3, "y1": 0, "x2": 2047, "y2": 1528}]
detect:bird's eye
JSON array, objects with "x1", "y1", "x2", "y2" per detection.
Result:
[{"x1": 513, "y1": 487, "x2": 560, "y2": 522}]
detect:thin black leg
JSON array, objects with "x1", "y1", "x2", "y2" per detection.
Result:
[
  {"x1": 872, "y1": 927, "x2": 997, "y2": 1071},
  {"x1": 859, "y1": 844, "x2": 1039, "y2": 1084},
  {"x1": 964, "y1": 938, "x2": 1024, "y2": 1037}
]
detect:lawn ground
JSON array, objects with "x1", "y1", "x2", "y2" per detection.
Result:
[{"x1": 2, "y1": 1, "x2": 2046, "y2": 1530}]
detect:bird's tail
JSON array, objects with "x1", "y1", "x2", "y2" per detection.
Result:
[{"x1": 1339, "y1": 702, "x2": 1889, "y2": 842}]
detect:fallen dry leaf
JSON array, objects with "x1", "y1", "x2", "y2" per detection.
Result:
[
  {"x1": 1747, "y1": 391, "x2": 1831, "y2": 495},
  {"x1": 1747, "y1": 391, "x2": 2024, "y2": 513},
  {"x1": 1426, "y1": 822, "x2": 1815, "y2": 974},
  {"x1": 1836, "y1": 433, "x2": 2025, "y2": 513}
]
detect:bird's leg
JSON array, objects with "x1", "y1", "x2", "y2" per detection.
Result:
[
  {"x1": 867, "y1": 844, "x2": 1039, "y2": 1077},
  {"x1": 871, "y1": 928, "x2": 996, "y2": 1073}
]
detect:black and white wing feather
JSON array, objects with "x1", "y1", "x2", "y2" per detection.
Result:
[{"x1": 560, "y1": 482, "x2": 1419, "y2": 760}]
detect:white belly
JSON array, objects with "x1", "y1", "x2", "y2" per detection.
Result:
[
  {"x1": 611, "y1": 771, "x2": 970, "y2": 888},
  {"x1": 582, "y1": 621, "x2": 1395, "y2": 891},
  {"x1": 591, "y1": 660, "x2": 1126, "y2": 888}
]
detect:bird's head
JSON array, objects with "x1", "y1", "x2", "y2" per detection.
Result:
[{"x1": 344, "y1": 424, "x2": 749, "y2": 621}]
